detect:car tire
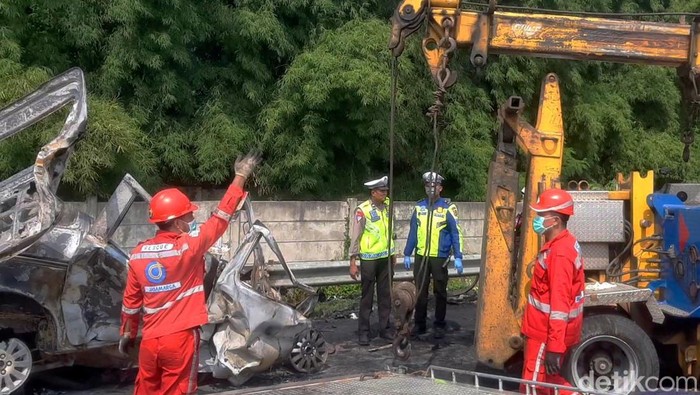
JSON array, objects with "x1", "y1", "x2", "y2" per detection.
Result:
[{"x1": 0, "y1": 337, "x2": 32, "y2": 395}]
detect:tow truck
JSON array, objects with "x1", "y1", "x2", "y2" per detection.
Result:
[{"x1": 389, "y1": 0, "x2": 700, "y2": 392}]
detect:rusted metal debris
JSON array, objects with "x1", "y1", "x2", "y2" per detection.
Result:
[{"x1": 391, "y1": 281, "x2": 417, "y2": 360}]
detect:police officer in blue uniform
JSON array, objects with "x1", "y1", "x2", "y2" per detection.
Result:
[{"x1": 403, "y1": 171, "x2": 464, "y2": 339}]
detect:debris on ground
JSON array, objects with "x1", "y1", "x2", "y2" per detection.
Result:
[{"x1": 27, "y1": 300, "x2": 486, "y2": 394}]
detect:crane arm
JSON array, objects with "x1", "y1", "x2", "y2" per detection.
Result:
[
  {"x1": 389, "y1": 0, "x2": 700, "y2": 99},
  {"x1": 388, "y1": 0, "x2": 700, "y2": 372}
]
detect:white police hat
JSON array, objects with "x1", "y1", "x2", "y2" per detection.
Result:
[
  {"x1": 364, "y1": 176, "x2": 389, "y2": 190},
  {"x1": 422, "y1": 171, "x2": 444, "y2": 184}
]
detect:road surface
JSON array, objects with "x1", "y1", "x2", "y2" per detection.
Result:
[{"x1": 27, "y1": 293, "x2": 503, "y2": 394}]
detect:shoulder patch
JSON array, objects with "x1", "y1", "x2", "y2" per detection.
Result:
[
  {"x1": 448, "y1": 205, "x2": 458, "y2": 217},
  {"x1": 355, "y1": 208, "x2": 365, "y2": 223}
]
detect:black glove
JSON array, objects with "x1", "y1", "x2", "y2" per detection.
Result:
[
  {"x1": 118, "y1": 334, "x2": 134, "y2": 356},
  {"x1": 544, "y1": 351, "x2": 562, "y2": 375}
]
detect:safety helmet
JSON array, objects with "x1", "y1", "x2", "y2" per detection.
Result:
[
  {"x1": 148, "y1": 188, "x2": 199, "y2": 224},
  {"x1": 530, "y1": 188, "x2": 574, "y2": 216}
]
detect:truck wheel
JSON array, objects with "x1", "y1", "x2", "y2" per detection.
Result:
[
  {"x1": 0, "y1": 337, "x2": 32, "y2": 394},
  {"x1": 564, "y1": 314, "x2": 659, "y2": 394}
]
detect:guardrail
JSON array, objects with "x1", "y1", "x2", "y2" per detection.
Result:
[{"x1": 265, "y1": 255, "x2": 481, "y2": 288}]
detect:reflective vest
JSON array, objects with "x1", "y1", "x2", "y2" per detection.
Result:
[
  {"x1": 521, "y1": 229, "x2": 586, "y2": 354},
  {"x1": 408, "y1": 198, "x2": 463, "y2": 259},
  {"x1": 357, "y1": 199, "x2": 395, "y2": 260},
  {"x1": 120, "y1": 184, "x2": 245, "y2": 341}
]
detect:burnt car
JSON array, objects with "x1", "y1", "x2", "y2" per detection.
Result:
[{"x1": 0, "y1": 68, "x2": 327, "y2": 394}]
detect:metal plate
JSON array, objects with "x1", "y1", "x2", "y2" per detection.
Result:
[
  {"x1": 646, "y1": 299, "x2": 666, "y2": 324},
  {"x1": 657, "y1": 303, "x2": 691, "y2": 318},
  {"x1": 579, "y1": 243, "x2": 610, "y2": 270},
  {"x1": 584, "y1": 283, "x2": 652, "y2": 305},
  {"x1": 567, "y1": 200, "x2": 625, "y2": 243},
  {"x1": 569, "y1": 191, "x2": 612, "y2": 201}
]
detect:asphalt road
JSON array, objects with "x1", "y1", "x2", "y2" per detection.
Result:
[{"x1": 26, "y1": 293, "x2": 502, "y2": 394}]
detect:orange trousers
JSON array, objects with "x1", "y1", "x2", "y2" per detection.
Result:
[
  {"x1": 520, "y1": 338, "x2": 578, "y2": 395},
  {"x1": 134, "y1": 328, "x2": 200, "y2": 395}
]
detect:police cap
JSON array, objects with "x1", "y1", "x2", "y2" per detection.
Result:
[
  {"x1": 422, "y1": 171, "x2": 444, "y2": 184},
  {"x1": 364, "y1": 176, "x2": 389, "y2": 190}
]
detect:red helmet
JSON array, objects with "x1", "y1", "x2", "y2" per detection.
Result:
[
  {"x1": 148, "y1": 188, "x2": 199, "y2": 223},
  {"x1": 530, "y1": 188, "x2": 574, "y2": 216}
]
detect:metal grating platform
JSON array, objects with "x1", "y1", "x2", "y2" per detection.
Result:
[
  {"x1": 219, "y1": 366, "x2": 613, "y2": 395},
  {"x1": 228, "y1": 374, "x2": 507, "y2": 394}
]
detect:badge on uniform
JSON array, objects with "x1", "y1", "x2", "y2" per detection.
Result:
[
  {"x1": 369, "y1": 210, "x2": 380, "y2": 222},
  {"x1": 437, "y1": 207, "x2": 444, "y2": 213},
  {"x1": 146, "y1": 261, "x2": 167, "y2": 284}
]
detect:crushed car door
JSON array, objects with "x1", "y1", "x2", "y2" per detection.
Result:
[
  {"x1": 60, "y1": 174, "x2": 153, "y2": 346},
  {"x1": 0, "y1": 67, "x2": 88, "y2": 263}
]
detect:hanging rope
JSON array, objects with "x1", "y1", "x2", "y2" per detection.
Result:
[
  {"x1": 386, "y1": 16, "x2": 454, "y2": 345},
  {"x1": 413, "y1": 18, "x2": 455, "y2": 317},
  {"x1": 388, "y1": 56, "x2": 399, "y2": 295}
]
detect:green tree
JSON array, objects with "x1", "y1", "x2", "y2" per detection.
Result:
[
  {"x1": 0, "y1": 33, "x2": 156, "y2": 198},
  {"x1": 258, "y1": 18, "x2": 497, "y2": 201},
  {"x1": 1, "y1": 0, "x2": 698, "y2": 201}
]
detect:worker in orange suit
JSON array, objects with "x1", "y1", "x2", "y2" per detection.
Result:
[
  {"x1": 118, "y1": 151, "x2": 261, "y2": 395},
  {"x1": 520, "y1": 188, "x2": 585, "y2": 395}
]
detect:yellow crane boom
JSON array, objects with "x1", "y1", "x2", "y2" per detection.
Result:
[{"x1": 389, "y1": 0, "x2": 700, "y2": 376}]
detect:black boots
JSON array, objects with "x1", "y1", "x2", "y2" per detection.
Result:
[{"x1": 358, "y1": 333, "x2": 370, "y2": 346}]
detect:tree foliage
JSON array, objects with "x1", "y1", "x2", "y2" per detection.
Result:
[{"x1": 0, "y1": 0, "x2": 698, "y2": 200}]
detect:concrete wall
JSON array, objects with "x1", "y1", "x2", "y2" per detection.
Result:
[{"x1": 68, "y1": 198, "x2": 488, "y2": 262}]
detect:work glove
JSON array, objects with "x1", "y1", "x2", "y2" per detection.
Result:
[
  {"x1": 404, "y1": 256, "x2": 411, "y2": 270},
  {"x1": 118, "y1": 334, "x2": 133, "y2": 357},
  {"x1": 454, "y1": 258, "x2": 463, "y2": 275},
  {"x1": 544, "y1": 351, "x2": 562, "y2": 375},
  {"x1": 234, "y1": 150, "x2": 262, "y2": 179}
]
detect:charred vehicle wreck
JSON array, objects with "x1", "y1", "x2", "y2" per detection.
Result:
[{"x1": 0, "y1": 68, "x2": 328, "y2": 394}]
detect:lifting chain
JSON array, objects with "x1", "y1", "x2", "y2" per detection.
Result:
[
  {"x1": 426, "y1": 18, "x2": 457, "y2": 126},
  {"x1": 680, "y1": 68, "x2": 699, "y2": 162},
  {"x1": 682, "y1": 103, "x2": 698, "y2": 163}
]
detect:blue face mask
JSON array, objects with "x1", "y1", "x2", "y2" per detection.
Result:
[
  {"x1": 188, "y1": 220, "x2": 199, "y2": 235},
  {"x1": 178, "y1": 219, "x2": 199, "y2": 235},
  {"x1": 532, "y1": 215, "x2": 552, "y2": 234}
]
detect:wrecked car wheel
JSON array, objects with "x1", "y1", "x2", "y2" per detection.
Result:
[
  {"x1": 289, "y1": 329, "x2": 328, "y2": 374},
  {"x1": 0, "y1": 338, "x2": 32, "y2": 394}
]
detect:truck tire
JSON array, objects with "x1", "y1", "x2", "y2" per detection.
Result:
[{"x1": 563, "y1": 314, "x2": 659, "y2": 394}]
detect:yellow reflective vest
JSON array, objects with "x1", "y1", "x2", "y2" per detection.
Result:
[
  {"x1": 403, "y1": 197, "x2": 464, "y2": 259},
  {"x1": 356, "y1": 198, "x2": 396, "y2": 260}
]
